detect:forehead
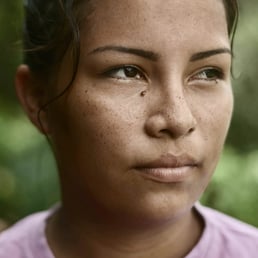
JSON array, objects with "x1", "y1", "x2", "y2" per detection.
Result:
[{"x1": 80, "y1": 0, "x2": 229, "y2": 54}]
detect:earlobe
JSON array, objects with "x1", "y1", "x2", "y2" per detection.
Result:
[{"x1": 15, "y1": 64, "x2": 51, "y2": 135}]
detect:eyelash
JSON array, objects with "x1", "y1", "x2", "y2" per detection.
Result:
[
  {"x1": 189, "y1": 67, "x2": 224, "y2": 83},
  {"x1": 102, "y1": 65, "x2": 224, "y2": 84},
  {"x1": 102, "y1": 65, "x2": 146, "y2": 81}
]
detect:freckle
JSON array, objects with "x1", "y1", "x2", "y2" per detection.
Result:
[{"x1": 140, "y1": 90, "x2": 147, "y2": 97}]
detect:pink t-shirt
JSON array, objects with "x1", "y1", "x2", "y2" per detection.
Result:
[{"x1": 0, "y1": 204, "x2": 258, "y2": 258}]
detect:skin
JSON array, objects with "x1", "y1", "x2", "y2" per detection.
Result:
[{"x1": 16, "y1": 0, "x2": 233, "y2": 257}]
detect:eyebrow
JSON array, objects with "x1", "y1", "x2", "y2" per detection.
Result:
[
  {"x1": 89, "y1": 45, "x2": 232, "y2": 63},
  {"x1": 89, "y1": 45, "x2": 160, "y2": 62},
  {"x1": 190, "y1": 48, "x2": 232, "y2": 62}
]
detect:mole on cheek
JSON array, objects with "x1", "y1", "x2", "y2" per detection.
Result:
[{"x1": 140, "y1": 90, "x2": 147, "y2": 97}]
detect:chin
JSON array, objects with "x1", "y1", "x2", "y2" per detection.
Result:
[{"x1": 110, "y1": 185, "x2": 199, "y2": 227}]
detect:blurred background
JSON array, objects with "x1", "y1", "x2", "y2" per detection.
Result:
[{"x1": 0, "y1": 0, "x2": 258, "y2": 231}]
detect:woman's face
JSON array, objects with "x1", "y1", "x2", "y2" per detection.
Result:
[{"x1": 48, "y1": 0, "x2": 232, "y2": 223}]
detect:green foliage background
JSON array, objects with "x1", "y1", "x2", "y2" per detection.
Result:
[{"x1": 0, "y1": 0, "x2": 258, "y2": 226}]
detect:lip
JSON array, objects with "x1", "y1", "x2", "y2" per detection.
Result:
[{"x1": 134, "y1": 153, "x2": 199, "y2": 183}]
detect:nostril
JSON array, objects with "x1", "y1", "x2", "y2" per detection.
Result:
[{"x1": 159, "y1": 128, "x2": 171, "y2": 135}]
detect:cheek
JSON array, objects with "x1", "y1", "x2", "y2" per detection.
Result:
[
  {"x1": 207, "y1": 92, "x2": 233, "y2": 140},
  {"x1": 49, "y1": 88, "x2": 143, "y2": 167},
  {"x1": 192, "y1": 84, "x2": 233, "y2": 136},
  {"x1": 196, "y1": 88, "x2": 233, "y2": 168},
  {"x1": 77, "y1": 97, "x2": 137, "y2": 144}
]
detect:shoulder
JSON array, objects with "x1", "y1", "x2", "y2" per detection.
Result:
[
  {"x1": 0, "y1": 210, "x2": 52, "y2": 258},
  {"x1": 199, "y1": 204, "x2": 258, "y2": 239},
  {"x1": 195, "y1": 204, "x2": 258, "y2": 257}
]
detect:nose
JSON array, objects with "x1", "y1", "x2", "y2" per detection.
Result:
[{"x1": 144, "y1": 87, "x2": 197, "y2": 139}]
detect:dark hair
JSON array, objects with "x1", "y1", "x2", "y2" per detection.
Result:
[
  {"x1": 223, "y1": 0, "x2": 239, "y2": 44},
  {"x1": 23, "y1": 0, "x2": 82, "y2": 77}
]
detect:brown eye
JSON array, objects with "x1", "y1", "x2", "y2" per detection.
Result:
[
  {"x1": 190, "y1": 68, "x2": 224, "y2": 82},
  {"x1": 124, "y1": 66, "x2": 140, "y2": 78},
  {"x1": 104, "y1": 65, "x2": 146, "y2": 80}
]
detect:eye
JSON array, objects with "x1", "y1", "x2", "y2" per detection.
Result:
[
  {"x1": 189, "y1": 68, "x2": 224, "y2": 82},
  {"x1": 103, "y1": 65, "x2": 146, "y2": 81}
]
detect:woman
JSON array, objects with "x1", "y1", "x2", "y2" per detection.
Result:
[{"x1": 0, "y1": 0, "x2": 257, "y2": 257}]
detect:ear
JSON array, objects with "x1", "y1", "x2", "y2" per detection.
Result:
[{"x1": 15, "y1": 64, "x2": 51, "y2": 135}]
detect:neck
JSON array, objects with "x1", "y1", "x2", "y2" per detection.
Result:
[{"x1": 46, "y1": 204, "x2": 203, "y2": 258}]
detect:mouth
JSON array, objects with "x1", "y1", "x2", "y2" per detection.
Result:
[{"x1": 134, "y1": 153, "x2": 199, "y2": 183}]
